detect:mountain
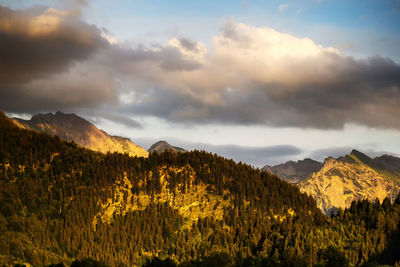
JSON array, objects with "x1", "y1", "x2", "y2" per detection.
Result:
[
  {"x1": 372, "y1": 154, "x2": 400, "y2": 183},
  {"x1": 298, "y1": 150, "x2": 400, "y2": 214},
  {"x1": 148, "y1": 140, "x2": 185, "y2": 153},
  {"x1": 12, "y1": 111, "x2": 148, "y2": 158},
  {"x1": 1, "y1": 110, "x2": 400, "y2": 267},
  {"x1": 262, "y1": 158, "x2": 322, "y2": 184}
]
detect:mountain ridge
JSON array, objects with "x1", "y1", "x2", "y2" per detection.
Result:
[
  {"x1": 1, "y1": 109, "x2": 400, "y2": 266},
  {"x1": 263, "y1": 150, "x2": 400, "y2": 214},
  {"x1": 12, "y1": 111, "x2": 149, "y2": 158},
  {"x1": 262, "y1": 158, "x2": 323, "y2": 184},
  {"x1": 148, "y1": 140, "x2": 185, "y2": 153},
  {"x1": 299, "y1": 150, "x2": 400, "y2": 214}
]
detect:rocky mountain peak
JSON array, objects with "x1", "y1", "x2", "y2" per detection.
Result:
[
  {"x1": 31, "y1": 112, "x2": 55, "y2": 122},
  {"x1": 13, "y1": 112, "x2": 148, "y2": 158},
  {"x1": 31, "y1": 111, "x2": 88, "y2": 127},
  {"x1": 299, "y1": 149, "x2": 400, "y2": 214},
  {"x1": 323, "y1": 156, "x2": 336, "y2": 165},
  {"x1": 349, "y1": 149, "x2": 370, "y2": 160},
  {"x1": 262, "y1": 158, "x2": 322, "y2": 184},
  {"x1": 151, "y1": 140, "x2": 169, "y2": 147},
  {"x1": 148, "y1": 140, "x2": 185, "y2": 153}
]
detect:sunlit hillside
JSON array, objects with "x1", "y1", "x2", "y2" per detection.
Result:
[{"x1": 1, "y1": 111, "x2": 400, "y2": 267}]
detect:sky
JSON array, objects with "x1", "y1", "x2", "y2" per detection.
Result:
[{"x1": 1, "y1": 0, "x2": 400, "y2": 167}]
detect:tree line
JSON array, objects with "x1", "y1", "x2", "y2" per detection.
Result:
[{"x1": 0, "y1": 110, "x2": 399, "y2": 267}]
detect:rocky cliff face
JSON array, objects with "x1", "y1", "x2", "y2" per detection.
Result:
[
  {"x1": 262, "y1": 158, "x2": 323, "y2": 183},
  {"x1": 298, "y1": 150, "x2": 400, "y2": 214},
  {"x1": 148, "y1": 140, "x2": 185, "y2": 153},
  {"x1": 13, "y1": 111, "x2": 148, "y2": 157}
]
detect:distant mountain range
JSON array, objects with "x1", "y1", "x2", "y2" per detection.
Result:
[
  {"x1": 1, "y1": 109, "x2": 400, "y2": 266},
  {"x1": 12, "y1": 112, "x2": 148, "y2": 158},
  {"x1": 262, "y1": 158, "x2": 322, "y2": 184},
  {"x1": 148, "y1": 140, "x2": 185, "y2": 153},
  {"x1": 8, "y1": 111, "x2": 400, "y2": 216},
  {"x1": 263, "y1": 150, "x2": 400, "y2": 214}
]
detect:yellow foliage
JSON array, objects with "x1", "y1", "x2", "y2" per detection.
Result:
[{"x1": 93, "y1": 165, "x2": 233, "y2": 229}]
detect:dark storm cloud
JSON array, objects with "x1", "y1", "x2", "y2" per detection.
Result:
[
  {"x1": 124, "y1": 54, "x2": 400, "y2": 129},
  {"x1": 0, "y1": 5, "x2": 107, "y2": 83},
  {"x1": 0, "y1": 66, "x2": 116, "y2": 113},
  {"x1": 242, "y1": 55, "x2": 400, "y2": 129},
  {"x1": 0, "y1": 4, "x2": 203, "y2": 116},
  {"x1": 0, "y1": 4, "x2": 117, "y2": 114}
]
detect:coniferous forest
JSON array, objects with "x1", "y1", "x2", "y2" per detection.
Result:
[{"x1": 0, "y1": 110, "x2": 400, "y2": 267}]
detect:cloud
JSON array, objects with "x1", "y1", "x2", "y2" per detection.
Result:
[
  {"x1": 72, "y1": 0, "x2": 89, "y2": 6},
  {"x1": 135, "y1": 137, "x2": 303, "y2": 167},
  {"x1": 195, "y1": 143, "x2": 303, "y2": 167},
  {"x1": 0, "y1": 4, "x2": 118, "y2": 114},
  {"x1": 309, "y1": 147, "x2": 353, "y2": 161},
  {"x1": 0, "y1": 4, "x2": 207, "y2": 118},
  {"x1": 0, "y1": 5, "x2": 107, "y2": 83},
  {"x1": 100, "y1": 113, "x2": 142, "y2": 128},
  {"x1": 83, "y1": 109, "x2": 142, "y2": 128},
  {"x1": 1, "y1": 5, "x2": 400, "y2": 131},
  {"x1": 104, "y1": 38, "x2": 206, "y2": 73},
  {"x1": 0, "y1": 60, "x2": 116, "y2": 113},
  {"x1": 278, "y1": 4, "x2": 289, "y2": 12},
  {"x1": 115, "y1": 21, "x2": 400, "y2": 130}
]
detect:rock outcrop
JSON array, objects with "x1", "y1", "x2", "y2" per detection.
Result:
[
  {"x1": 13, "y1": 111, "x2": 148, "y2": 157},
  {"x1": 262, "y1": 158, "x2": 322, "y2": 183},
  {"x1": 298, "y1": 150, "x2": 400, "y2": 214},
  {"x1": 148, "y1": 140, "x2": 185, "y2": 153}
]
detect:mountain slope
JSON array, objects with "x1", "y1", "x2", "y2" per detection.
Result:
[
  {"x1": 12, "y1": 111, "x2": 148, "y2": 158},
  {"x1": 262, "y1": 158, "x2": 322, "y2": 183},
  {"x1": 371, "y1": 154, "x2": 400, "y2": 184},
  {"x1": 2, "y1": 110, "x2": 400, "y2": 267},
  {"x1": 0, "y1": 110, "x2": 323, "y2": 266},
  {"x1": 298, "y1": 150, "x2": 400, "y2": 214},
  {"x1": 148, "y1": 140, "x2": 185, "y2": 153}
]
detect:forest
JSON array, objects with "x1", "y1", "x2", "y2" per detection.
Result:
[{"x1": 0, "y1": 110, "x2": 399, "y2": 267}]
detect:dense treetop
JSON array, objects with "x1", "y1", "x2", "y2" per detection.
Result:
[{"x1": 0, "y1": 110, "x2": 399, "y2": 267}]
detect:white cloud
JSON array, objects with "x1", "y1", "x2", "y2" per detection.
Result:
[
  {"x1": 212, "y1": 22, "x2": 341, "y2": 86},
  {"x1": 278, "y1": 3, "x2": 289, "y2": 12},
  {"x1": 101, "y1": 32, "x2": 118, "y2": 44}
]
